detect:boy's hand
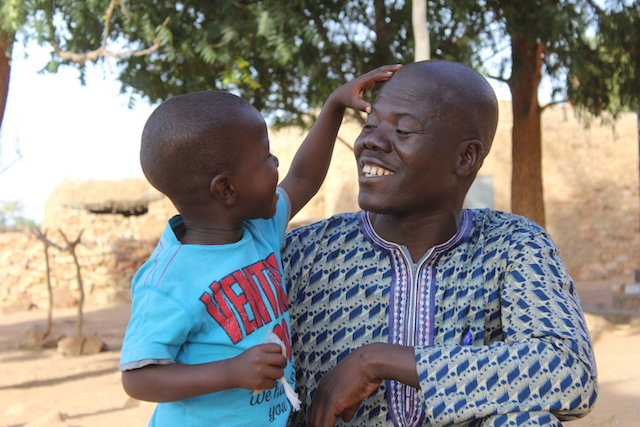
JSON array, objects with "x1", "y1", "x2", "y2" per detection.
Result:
[
  {"x1": 230, "y1": 343, "x2": 287, "y2": 391},
  {"x1": 328, "y1": 64, "x2": 403, "y2": 114}
]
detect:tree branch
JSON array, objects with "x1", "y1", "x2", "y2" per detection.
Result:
[
  {"x1": 32, "y1": 227, "x2": 64, "y2": 251},
  {"x1": 0, "y1": 139, "x2": 23, "y2": 176},
  {"x1": 337, "y1": 134, "x2": 354, "y2": 152},
  {"x1": 0, "y1": 155, "x2": 22, "y2": 175},
  {"x1": 541, "y1": 99, "x2": 567, "y2": 112},
  {"x1": 59, "y1": 229, "x2": 86, "y2": 338},
  {"x1": 49, "y1": 0, "x2": 169, "y2": 65},
  {"x1": 485, "y1": 73, "x2": 509, "y2": 84}
]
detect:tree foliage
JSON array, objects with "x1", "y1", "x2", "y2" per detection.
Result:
[
  {"x1": 0, "y1": 199, "x2": 36, "y2": 230},
  {"x1": 425, "y1": 0, "x2": 639, "y2": 227},
  {"x1": 4, "y1": 0, "x2": 639, "y2": 227},
  {"x1": 568, "y1": 1, "x2": 640, "y2": 117},
  {"x1": 14, "y1": 1, "x2": 485, "y2": 126}
]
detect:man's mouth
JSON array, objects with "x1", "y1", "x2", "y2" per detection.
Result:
[{"x1": 362, "y1": 164, "x2": 395, "y2": 177}]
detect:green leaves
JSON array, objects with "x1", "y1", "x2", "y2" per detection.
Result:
[{"x1": 6, "y1": 0, "x2": 638, "y2": 126}]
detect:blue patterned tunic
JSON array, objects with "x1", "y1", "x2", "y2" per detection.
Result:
[{"x1": 283, "y1": 209, "x2": 597, "y2": 427}]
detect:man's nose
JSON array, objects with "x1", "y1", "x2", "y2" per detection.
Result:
[{"x1": 356, "y1": 129, "x2": 391, "y2": 152}]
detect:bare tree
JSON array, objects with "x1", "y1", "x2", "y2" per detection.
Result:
[
  {"x1": 0, "y1": 138, "x2": 23, "y2": 176},
  {"x1": 32, "y1": 228, "x2": 63, "y2": 337},
  {"x1": 59, "y1": 229, "x2": 85, "y2": 338}
]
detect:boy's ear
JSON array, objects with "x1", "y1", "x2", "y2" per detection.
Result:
[
  {"x1": 210, "y1": 174, "x2": 237, "y2": 206},
  {"x1": 456, "y1": 139, "x2": 484, "y2": 177}
]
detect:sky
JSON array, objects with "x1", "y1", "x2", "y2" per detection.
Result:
[
  {"x1": 0, "y1": 41, "x2": 157, "y2": 223},
  {"x1": 0, "y1": 41, "x2": 513, "y2": 224}
]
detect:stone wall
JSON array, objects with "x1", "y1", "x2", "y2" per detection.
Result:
[
  {"x1": 0, "y1": 179, "x2": 169, "y2": 312},
  {"x1": 0, "y1": 102, "x2": 638, "y2": 311},
  {"x1": 0, "y1": 231, "x2": 156, "y2": 312}
]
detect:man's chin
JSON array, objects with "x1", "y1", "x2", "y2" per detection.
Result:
[{"x1": 358, "y1": 195, "x2": 393, "y2": 214}]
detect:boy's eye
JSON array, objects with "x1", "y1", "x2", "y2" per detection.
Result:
[{"x1": 363, "y1": 123, "x2": 376, "y2": 132}]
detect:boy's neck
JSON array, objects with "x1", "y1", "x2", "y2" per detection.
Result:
[{"x1": 178, "y1": 216, "x2": 244, "y2": 245}]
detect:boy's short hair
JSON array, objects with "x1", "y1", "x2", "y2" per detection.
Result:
[{"x1": 140, "y1": 91, "x2": 255, "y2": 210}]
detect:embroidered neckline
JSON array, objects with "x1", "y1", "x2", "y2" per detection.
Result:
[
  {"x1": 357, "y1": 210, "x2": 474, "y2": 256},
  {"x1": 355, "y1": 210, "x2": 474, "y2": 427}
]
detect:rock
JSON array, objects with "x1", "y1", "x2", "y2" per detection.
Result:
[
  {"x1": 56, "y1": 334, "x2": 106, "y2": 356},
  {"x1": 23, "y1": 325, "x2": 47, "y2": 349},
  {"x1": 81, "y1": 334, "x2": 107, "y2": 355},
  {"x1": 56, "y1": 336, "x2": 84, "y2": 357}
]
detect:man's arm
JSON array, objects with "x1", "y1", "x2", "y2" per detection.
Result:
[
  {"x1": 279, "y1": 64, "x2": 401, "y2": 218},
  {"x1": 413, "y1": 229, "x2": 597, "y2": 426}
]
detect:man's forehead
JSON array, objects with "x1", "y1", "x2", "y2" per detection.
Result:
[
  {"x1": 371, "y1": 89, "x2": 437, "y2": 123},
  {"x1": 369, "y1": 104, "x2": 423, "y2": 122}
]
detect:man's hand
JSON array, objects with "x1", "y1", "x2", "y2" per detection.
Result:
[
  {"x1": 308, "y1": 345, "x2": 382, "y2": 427},
  {"x1": 308, "y1": 342, "x2": 419, "y2": 427}
]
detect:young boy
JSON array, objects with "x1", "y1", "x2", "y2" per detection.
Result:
[{"x1": 119, "y1": 64, "x2": 401, "y2": 427}]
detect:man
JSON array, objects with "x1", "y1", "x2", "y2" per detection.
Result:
[{"x1": 282, "y1": 60, "x2": 597, "y2": 427}]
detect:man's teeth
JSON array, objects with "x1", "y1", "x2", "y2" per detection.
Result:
[{"x1": 362, "y1": 164, "x2": 394, "y2": 177}]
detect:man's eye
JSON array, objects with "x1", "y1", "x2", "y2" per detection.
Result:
[{"x1": 396, "y1": 129, "x2": 411, "y2": 135}]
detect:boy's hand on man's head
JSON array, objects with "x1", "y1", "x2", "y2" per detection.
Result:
[
  {"x1": 330, "y1": 64, "x2": 403, "y2": 114},
  {"x1": 230, "y1": 343, "x2": 287, "y2": 391}
]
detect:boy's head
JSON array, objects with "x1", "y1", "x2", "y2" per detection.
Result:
[{"x1": 140, "y1": 91, "x2": 277, "y2": 217}]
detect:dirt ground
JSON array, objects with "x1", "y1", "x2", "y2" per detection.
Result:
[{"x1": 1, "y1": 283, "x2": 639, "y2": 427}]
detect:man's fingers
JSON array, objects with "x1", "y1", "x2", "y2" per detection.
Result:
[{"x1": 340, "y1": 402, "x2": 360, "y2": 422}]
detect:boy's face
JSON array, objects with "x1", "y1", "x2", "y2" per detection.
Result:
[
  {"x1": 233, "y1": 108, "x2": 280, "y2": 220},
  {"x1": 353, "y1": 72, "x2": 462, "y2": 217}
]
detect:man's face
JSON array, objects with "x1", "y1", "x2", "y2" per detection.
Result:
[{"x1": 353, "y1": 76, "x2": 462, "y2": 217}]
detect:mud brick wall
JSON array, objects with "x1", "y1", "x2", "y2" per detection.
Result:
[
  {"x1": 0, "y1": 179, "x2": 170, "y2": 312},
  {"x1": 0, "y1": 231, "x2": 157, "y2": 313}
]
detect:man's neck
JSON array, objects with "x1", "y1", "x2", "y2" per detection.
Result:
[{"x1": 368, "y1": 210, "x2": 462, "y2": 262}]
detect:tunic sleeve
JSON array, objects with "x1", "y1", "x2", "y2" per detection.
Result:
[{"x1": 415, "y1": 229, "x2": 598, "y2": 426}]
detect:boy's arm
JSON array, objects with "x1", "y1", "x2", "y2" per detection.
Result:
[
  {"x1": 279, "y1": 64, "x2": 402, "y2": 218},
  {"x1": 122, "y1": 343, "x2": 286, "y2": 402}
]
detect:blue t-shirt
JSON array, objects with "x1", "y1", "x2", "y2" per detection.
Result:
[{"x1": 120, "y1": 189, "x2": 295, "y2": 427}]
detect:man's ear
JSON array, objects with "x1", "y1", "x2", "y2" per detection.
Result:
[
  {"x1": 456, "y1": 139, "x2": 484, "y2": 177},
  {"x1": 210, "y1": 174, "x2": 237, "y2": 206}
]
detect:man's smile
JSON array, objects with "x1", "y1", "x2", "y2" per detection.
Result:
[{"x1": 361, "y1": 163, "x2": 395, "y2": 177}]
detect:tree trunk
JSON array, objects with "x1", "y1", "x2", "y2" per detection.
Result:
[
  {"x1": 372, "y1": 0, "x2": 393, "y2": 67},
  {"x1": 509, "y1": 37, "x2": 546, "y2": 228},
  {"x1": 412, "y1": 0, "x2": 430, "y2": 61},
  {"x1": 0, "y1": 30, "x2": 13, "y2": 131}
]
